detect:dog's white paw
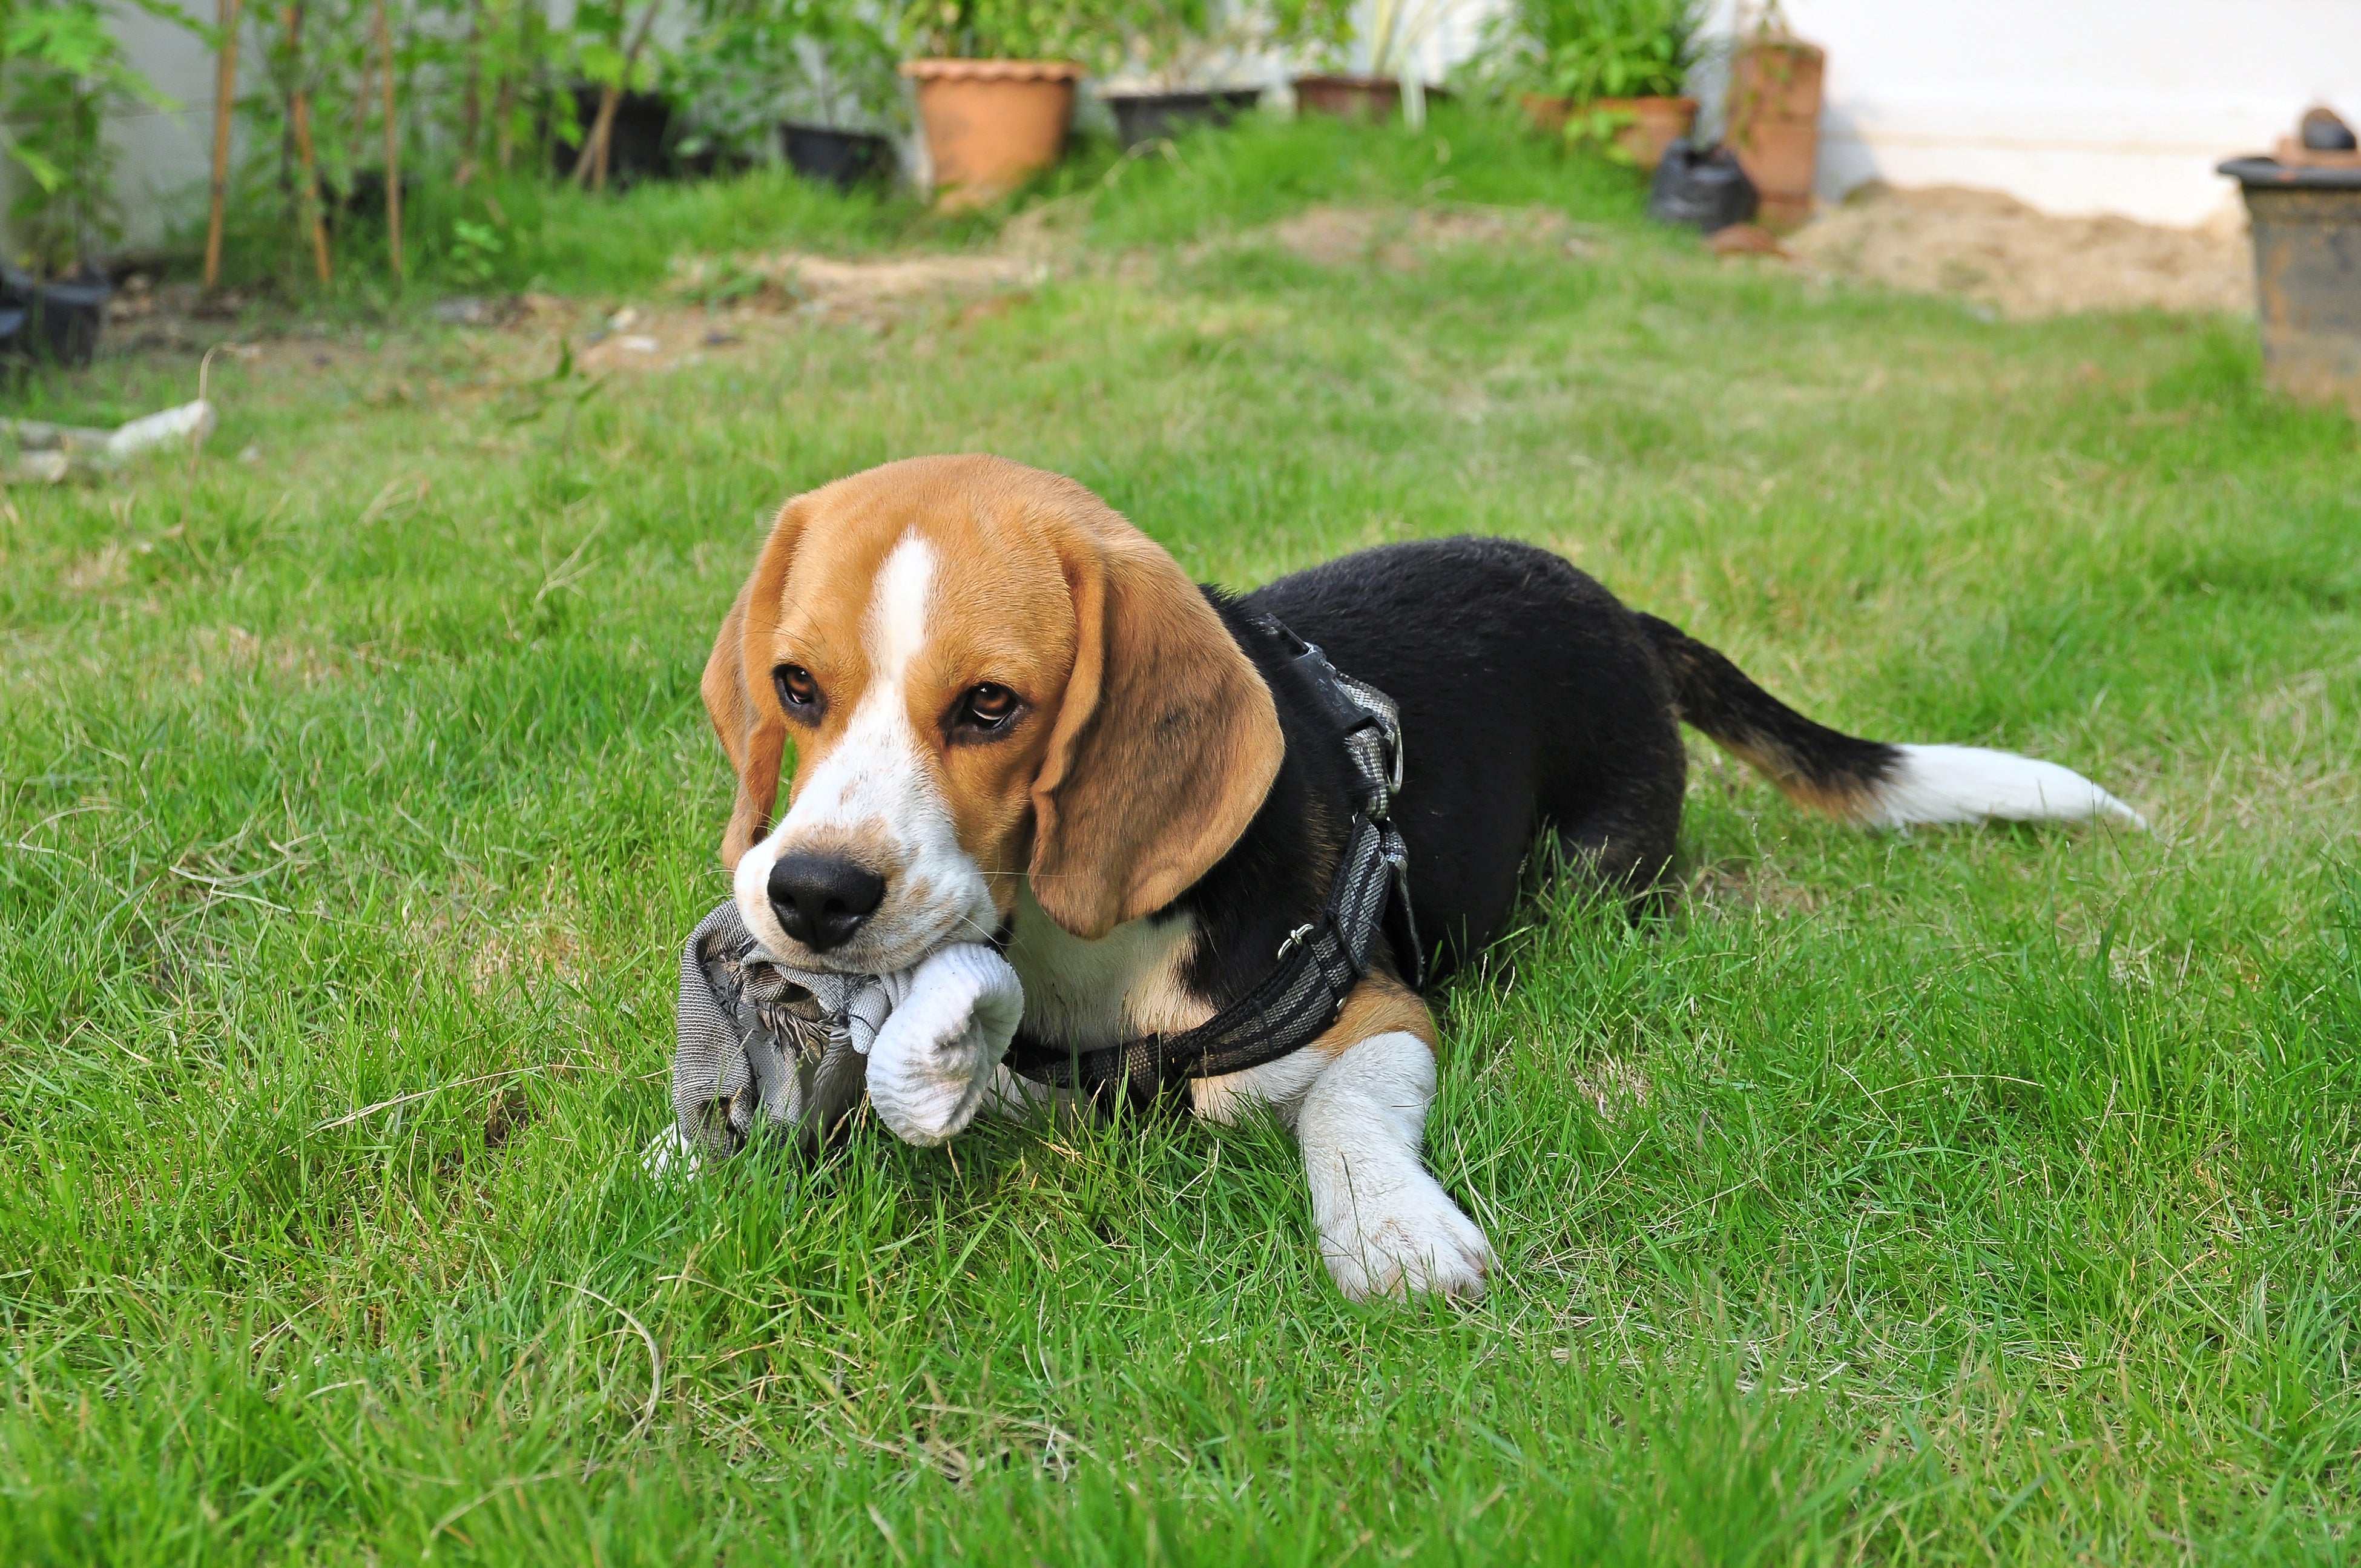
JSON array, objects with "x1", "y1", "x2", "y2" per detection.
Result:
[{"x1": 1320, "y1": 1172, "x2": 1493, "y2": 1302}]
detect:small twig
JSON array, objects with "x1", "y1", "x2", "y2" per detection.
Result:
[
  {"x1": 559, "y1": 1282, "x2": 663, "y2": 1442},
  {"x1": 191, "y1": 342, "x2": 240, "y2": 477}
]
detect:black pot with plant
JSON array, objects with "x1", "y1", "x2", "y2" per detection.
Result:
[
  {"x1": 0, "y1": 0, "x2": 157, "y2": 361},
  {"x1": 0, "y1": 267, "x2": 110, "y2": 368},
  {"x1": 777, "y1": 125, "x2": 892, "y2": 189},
  {"x1": 550, "y1": 85, "x2": 674, "y2": 185},
  {"x1": 1101, "y1": 86, "x2": 1261, "y2": 148},
  {"x1": 674, "y1": 0, "x2": 904, "y2": 189},
  {"x1": 1096, "y1": 0, "x2": 1337, "y2": 144}
]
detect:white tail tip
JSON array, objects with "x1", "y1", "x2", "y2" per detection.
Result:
[{"x1": 1865, "y1": 743, "x2": 2146, "y2": 830}]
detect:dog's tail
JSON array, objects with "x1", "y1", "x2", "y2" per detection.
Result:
[{"x1": 1637, "y1": 614, "x2": 2144, "y2": 830}]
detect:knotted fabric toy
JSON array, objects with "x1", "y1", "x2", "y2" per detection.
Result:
[{"x1": 650, "y1": 900, "x2": 1024, "y2": 1173}]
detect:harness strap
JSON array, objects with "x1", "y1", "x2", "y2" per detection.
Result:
[{"x1": 1001, "y1": 622, "x2": 1421, "y2": 1106}]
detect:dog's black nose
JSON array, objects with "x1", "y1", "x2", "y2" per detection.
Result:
[{"x1": 767, "y1": 852, "x2": 886, "y2": 953}]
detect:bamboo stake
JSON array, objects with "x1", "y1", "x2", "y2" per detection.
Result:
[
  {"x1": 285, "y1": 0, "x2": 331, "y2": 285},
  {"x1": 571, "y1": 0, "x2": 660, "y2": 192},
  {"x1": 203, "y1": 0, "x2": 242, "y2": 290},
  {"x1": 374, "y1": 0, "x2": 402, "y2": 278},
  {"x1": 454, "y1": 0, "x2": 482, "y2": 186},
  {"x1": 494, "y1": 0, "x2": 525, "y2": 173},
  {"x1": 493, "y1": 71, "x2": 516, "y2": 171}
]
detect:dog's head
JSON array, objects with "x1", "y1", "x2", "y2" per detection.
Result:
[{"x1": 705, "y1": 455, "x2": 1283, "y2": 973}]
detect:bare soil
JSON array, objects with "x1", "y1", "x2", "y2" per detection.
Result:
[
  {"x1": 1787, "y1": 183, "x2": 2254, "y2": 319},
  {"x1": 1256, "y1": 203, "x2": 1601, "y2": 269}
]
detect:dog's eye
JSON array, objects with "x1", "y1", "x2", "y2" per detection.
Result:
[
  {"x1": 950, "y1": 682, "x2": 1022, "y2": 740},
  {"x1": 773, "y1": 664, "x2": 822, "y2": 720}
]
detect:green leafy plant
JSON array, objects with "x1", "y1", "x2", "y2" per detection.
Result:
[
  {"x1": 1261, "y1": 0, "x2": 1348, "y2": 68},
  {"x1": 1489, "y1": 0, "x2": 1702, "y2": 105},
  {"x1": 1113, "y1": 0, "x2": 1344, "y2": 89},
  {"x1": 900, "y1": 0, "x2": 1141, "y2": 66},
  {"x1": 444, "y1": 212, "x2": 504, "y2": 280},
  {"x1": 2, "y1": 0, "x2": 193, "y2": 274},
  {"x1": 783, "y1": 0, "x2": 904, "y2": 128},
  {"x1": 447, "y1": 0, "x2": 569, "y2": 180},
  {"x1": 676, "y1": 0, "x2": 902, "y2": 147}
]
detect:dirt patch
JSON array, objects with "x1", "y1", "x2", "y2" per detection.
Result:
[
  {"x1": 1258, "y1": 204, "x2": 1598, "y2": 270},
  {"x1": 531, "y1": 249, "x2": 1052, "y2": 373},
  {"x1": 667, "y1": 248, "x2": 1045, "y2": 312},
  {"x1": 81, "y1": 245, "x2": 1051, "y2": 382},
  {"x1": 1788, "y1": 183, "x2": 2253, "y2": 319}
]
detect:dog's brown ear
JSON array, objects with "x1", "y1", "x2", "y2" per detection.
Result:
[
  {"x1": 1029, "y1": 519, "x2": 1282, "y2": 940},
  {"x1": 702, "y1": 502, "x2": 805, "y2": 867}
]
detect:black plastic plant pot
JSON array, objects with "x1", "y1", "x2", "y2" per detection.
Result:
[
  {"x1": 2220, "y1": 157, "x2": 2361, "y2": 414},
  {"x1": 0, "y1": 268, "x2": 109, "y2": 367},
  {"x1": 553, "y1": 85, "x2": 674, "y2": 185},
  {"x1": 780, "y1": 124, "x2": 894, "y2": 191},
  {"x1": 1102, "y1": 88, "x2": 1262, "y2": 150}
]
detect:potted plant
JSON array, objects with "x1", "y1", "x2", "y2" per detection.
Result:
[
  {"x1": 1506, "y1": 0, "x2": 1700, "y2": 171},
  {"x1": 0, "y1": 0, "x2": 165, "y2": 360},
  {"x1": 559, "y1": 0, "x2": 677, "y2": 189},
  {"x1": 779, "y1": 0, "x2": 904, "y2": 188},
  {"x1": 1096, "y1": 0, "x2": 1266, "y2": 150},
  {"x1": 1723, "y1": 1, "x2": 1822, "y2": 228},
  {"x1": 679, "y1": 0, "x2": 903, "y2": 189},
  {"x1": 898, "y1": 0, "x2": 1119, "y2": 207},
  {"x1": 1292, "y1": 0, "x2": 1437, "y2": 126}
]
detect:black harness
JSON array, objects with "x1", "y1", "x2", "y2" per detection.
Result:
[{"x1": 1001, "y1": 621, "x2": 1423, "y2": 1105}]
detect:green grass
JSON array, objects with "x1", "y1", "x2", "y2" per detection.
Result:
[{"x1": 6, "y1": 110, "x2": 2360, "y2": 1563}]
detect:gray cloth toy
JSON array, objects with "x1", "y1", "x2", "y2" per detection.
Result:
[{"x1": 649, "y1": 898, "x2": 1026, "y2": 1175}]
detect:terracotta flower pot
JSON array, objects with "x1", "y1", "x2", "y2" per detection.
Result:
[
  {"x1": 1725, "y1": 37, "x2": 1824, "y2": 230},
  {"x1": 1293, "y1": 74, "x2": 1401, "y2": 124},
  {"x1": 1521, "y1": 93, "x2": 1697, "y2": 170},
  {"x1": 901, "y1": 58, "x2": 1084, "y2": 208}
]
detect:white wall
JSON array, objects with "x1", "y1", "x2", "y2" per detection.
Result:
[
  {"x1": 113, "y1": 4, "x2": 223, "y2": 251},
  {"x1": 1771, "y1": 0, "x2": 2361, "y2": 228}
]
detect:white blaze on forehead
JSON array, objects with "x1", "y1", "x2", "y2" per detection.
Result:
[
  {"x1": 788, "y1": 531, "x2": 939, "y2": 824},
  {"x1": 869, "y1": 532, "x2": 935, "y2": 690}
]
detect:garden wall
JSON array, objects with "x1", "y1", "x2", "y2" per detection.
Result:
[{"x1": 1765, "y1": 0, "x2": 2361, "y2": 228}]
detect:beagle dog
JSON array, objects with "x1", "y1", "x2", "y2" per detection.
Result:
[{"x1": 703, "y1": 455, "x2": 2139, "y2": 1300}]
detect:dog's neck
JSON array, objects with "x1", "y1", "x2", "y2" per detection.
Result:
[{"x1": 1000, "y1": 596, "x2": 1365, "y2": 1052}]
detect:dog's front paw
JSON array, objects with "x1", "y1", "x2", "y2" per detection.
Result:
[
  {"x1": 1320, "y1": 1173, "x2": 1494, "y2": 1302},
  {"x1": 864, "y1": 943, "x2": 1024, "y2": 1147}
]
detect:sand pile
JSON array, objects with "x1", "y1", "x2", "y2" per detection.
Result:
[{"x1": 1788, "y1": 183, "x2": 2253, "y2": 318}]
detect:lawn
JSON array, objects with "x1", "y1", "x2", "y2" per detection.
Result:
[{"x1": 3, "y1": 111, "x2": 2358, "y2": 1564}]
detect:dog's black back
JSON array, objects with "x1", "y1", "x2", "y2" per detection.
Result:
[{"x1": 1237, "y1": 537, "x2": 1688, "y2": 978}]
